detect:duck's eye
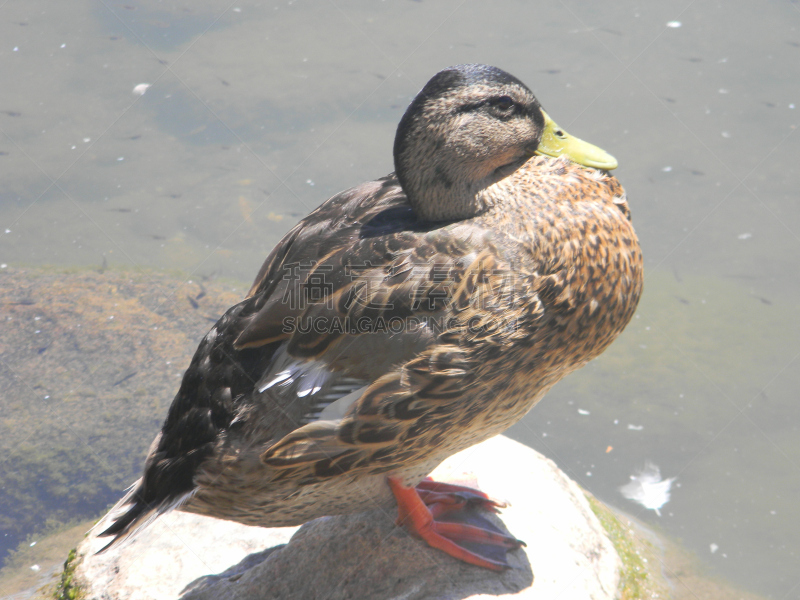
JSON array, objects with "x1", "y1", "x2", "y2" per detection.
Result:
[{"x1": 490, "y1": 95, "x2": 515, "y2": 113}]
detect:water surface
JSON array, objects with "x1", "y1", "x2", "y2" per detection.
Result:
[{"x1": 1, "y1": 1, "x2": 798, "y2": 597}]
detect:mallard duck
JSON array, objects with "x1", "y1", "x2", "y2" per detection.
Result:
[{"x1": 100, "y1": 64, "x2": 642, "y2": 570}]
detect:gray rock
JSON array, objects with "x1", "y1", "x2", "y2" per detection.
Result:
[{"x1": 74, "y1": 436, "x2": 621, "y2": 600}]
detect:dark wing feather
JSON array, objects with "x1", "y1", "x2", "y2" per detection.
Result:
[
  {"x1": 258, "y1": 250, "x2": 532, "y2": 479},
  {"x1": 99, "y1": 172, "x2": 530, "y2": 545}
]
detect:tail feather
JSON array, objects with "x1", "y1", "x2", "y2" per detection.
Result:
[{"x1": 93, "y1": 479, "x2": 191, "y2": 553}]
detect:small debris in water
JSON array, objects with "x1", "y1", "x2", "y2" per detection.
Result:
[
  {"x1": 30, "y1": 564, "x2": 40, "y2": 572},
  {"x1": 666, "y1": 21, "x2": 682, "y2": 28},
  {"x1": 112, "y1": 372, "x2": 137, "y2": 387},
  {"x1": 620, "y1": 462, "x2": 676, "y2": 516},
  {"x1": 627, "y1": 424, "x2": 644, "y2": 431},
  {"x1": 710, "y1": 543, "x2": 719, "y2": 554},
  {"x1": 738, "y1": 232, "x2": 752, "y2": 240},
  {"x1": 133, "y1": 83, "x2": 151, "y2": 96},
  {"x1": 577, "y1": 409, "x2": 590, "y2": 415}
]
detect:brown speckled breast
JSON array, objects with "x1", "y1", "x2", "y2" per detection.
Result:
[{"x1": 180, "y1": 156, "x2": 643, "y2": 527}]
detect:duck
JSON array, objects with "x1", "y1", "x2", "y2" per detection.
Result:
[{"x1": 99, "y1": 64, "x2": 643, "y2": 571}]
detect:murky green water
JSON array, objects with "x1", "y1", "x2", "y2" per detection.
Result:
[{"x1": 1, "y1": 1, "x2": 798, "y2": 597}]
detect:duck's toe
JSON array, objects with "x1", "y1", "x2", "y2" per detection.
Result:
[{"x1": 388, "y1": 476, "x2": 524, "y2": 571}]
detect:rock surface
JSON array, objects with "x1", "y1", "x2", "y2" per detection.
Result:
[{"x1": 74, "y1": 436, "x2": 621, "y2": 600}]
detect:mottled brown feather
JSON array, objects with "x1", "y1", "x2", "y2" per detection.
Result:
[{"x1": 99, "y1": 65, "x2": 642, "y2": 545}]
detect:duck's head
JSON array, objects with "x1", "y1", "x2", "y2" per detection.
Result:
[{"x1": 394, "y1": 64, "x2": 617, "y2": 221}]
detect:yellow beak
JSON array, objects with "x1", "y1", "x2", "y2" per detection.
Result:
[{"x1": 535, "y1": 111, "x2": 618, "y2": 170}]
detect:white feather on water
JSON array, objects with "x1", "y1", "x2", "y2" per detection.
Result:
[{"x1": 619, "y1": 462, "x2": 676, "y2": 516}]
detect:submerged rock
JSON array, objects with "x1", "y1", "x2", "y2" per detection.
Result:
[
  {"x1": 0, "y1": 266, "x2": 245, "y2": 561},
  {"x1": 74, "y1": 435, "x2": 621, "y2": 600}
]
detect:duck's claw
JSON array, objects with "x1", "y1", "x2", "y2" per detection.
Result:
[
  {"x1": 388, "y1": 476, "x2": 524, "y2": 571},
  {"x1": 415, "y1": 478, "x2": 509, "y2": 516}
]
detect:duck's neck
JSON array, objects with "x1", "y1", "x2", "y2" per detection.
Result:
[
  {"x1": 395, "y1": 141, "x2": 528, "y2": 222},
  {"x1": 400, "y1": 156, "x2": 535, "y2": 222},
  {"x1": 398, "y1": 168, "x2": 489, "y2": 222}
]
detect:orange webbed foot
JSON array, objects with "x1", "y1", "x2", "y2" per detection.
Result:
[{"x1": 388, "y1": 476, "x2": 524, "y2": 571}]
